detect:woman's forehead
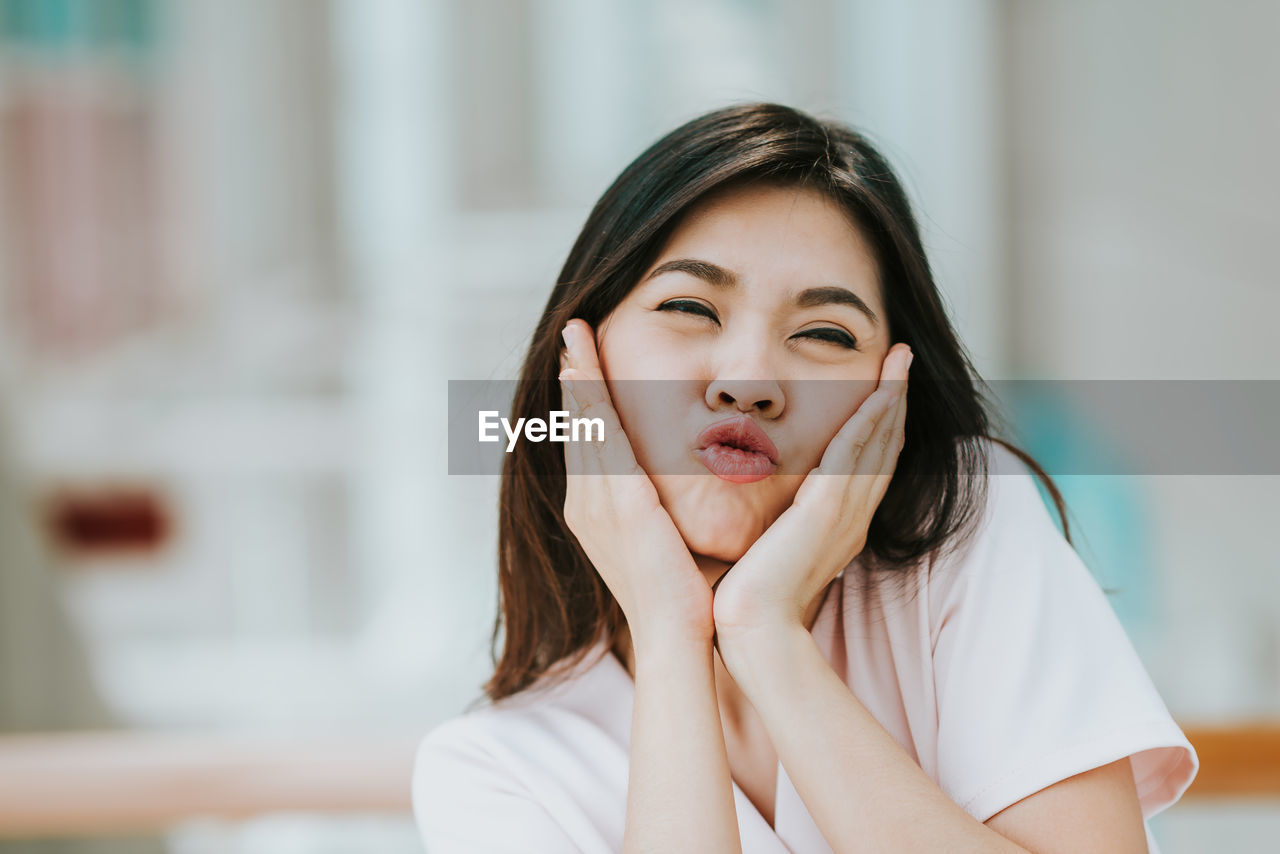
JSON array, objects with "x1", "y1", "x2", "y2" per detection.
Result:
[{"x1": 644, "y1": 182, "x2": 882, "y2": 308}]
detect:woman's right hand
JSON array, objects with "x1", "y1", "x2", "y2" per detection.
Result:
[{"x1": 559, "y1": 319, "x2": 714, "y2": 645}]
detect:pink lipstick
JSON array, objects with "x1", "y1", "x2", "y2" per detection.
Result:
[{"x1": 693, "y1": 416, "x2": 780, "y2": 483}]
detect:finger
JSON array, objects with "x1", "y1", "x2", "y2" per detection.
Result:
[
  {"x1": 874, "y1": 342, "x2": 909, "y2": 390},
  {"x1": 562, "y1": 319, "x2": 607, "y2": 382},
  {"x1": 558, "y1": 342, "x2": 576, "y2": 475},
  {"x1": 818, "y1": 345, "x2": 911, "y2": 475},
  {"x1": 855, "y1": 352, "x2": 910, "y2": 477},
  {"x1": 854, "y1": 354, "x2": 910, "y2": 522},
  {"x1": 561, "y1": 367, "x2": 631, "y2": 475},
  {"x1": 560, "y1": 369, "x2": 589, "y2": 477},
  {"x1": 850, "y1": 382, "x2": 906, "y2": 517},
  {"x1": 891, "y1": 368, "x2": 908, "y2": 458},
  {"x1": 819, "y1": 381, "x2": 899, "y2": 475},
  {"x1": 864, "y1": 343, "x2": 910, "y2": 420},
  {"x1": 562, "y1": 321, "x2": 617, "y2": 422},
  {"x1": 561, "y1": 321, "x2": 644, "y2": 476},
  {"x1": 854, "y1": 392, "x2": 905, "y2": 515}
]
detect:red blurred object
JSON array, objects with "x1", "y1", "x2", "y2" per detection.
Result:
[{"x1": 44, "y1": 486, "x2": 172, "y2": 558}]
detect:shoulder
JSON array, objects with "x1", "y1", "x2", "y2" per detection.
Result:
[
  {"x1": 413, "y1": 686, "x2": 584, "y2": 794},
  {"x1": 410, "y1": 703, "x2": 585, "y2": 853},
  {"x1": 411, "y1": 652, "x2": 632, "y2": 853},
  {"x1": 413, "y1": 642, "x2": 631, "y2": 808},
  {"x1": 920, "y1": 438, "x2": 1199, "y2": 823},
  {"x1": 923, "y1": 435, "x2": 1127, "y2": 670},
  {"x1": 412, "y1": 708, "x2": 520, "y2": 805},
  {"x1": 960, "y1": 435, "x2": 1062, "y2": 547},
  {"x1": 923, "y1": 437, "x2": 1074, "y2": 621}
]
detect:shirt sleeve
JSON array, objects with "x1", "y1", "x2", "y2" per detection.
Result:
[
  {"x1": 412, "y1": 716, "x2": 583, "y2": 854},
  {"x1": 929, "y1": 440, "x2": 1198, "y2": 824}
]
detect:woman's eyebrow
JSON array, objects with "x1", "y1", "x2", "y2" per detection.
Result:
[
  {"x1": 645, "y1": 257, "x2": 879, "y2": 328},
  {"x1": 644, "y1": 258, "x2": 737, "y2": 288},
  {"x1": 795, "y1": 286, "x2": 880, "y2": 328}
]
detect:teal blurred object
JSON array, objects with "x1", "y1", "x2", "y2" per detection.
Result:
[
  {"x1": 0, "y1": 0, "x2": 154, "y2": 52},
  {"x1": 999, "y1": 384, "x2": 1157, "y2": 646}
]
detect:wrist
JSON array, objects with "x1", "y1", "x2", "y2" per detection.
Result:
[
  {"x1": 714, "y1": 619, "x2": 812, "y2": 691},
  {"x1": 712, "y1": 598, "x2": 804, "y2": 643},
  {"x1": 628, "y1": 613, "x2": 715, "y2": 658}
]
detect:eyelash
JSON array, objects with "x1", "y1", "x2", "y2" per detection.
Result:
[{"x1": 656, "y1": 299, "x2": 859, "y2": 350}]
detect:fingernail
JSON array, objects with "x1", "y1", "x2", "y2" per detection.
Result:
[
  {"x1": 905, "y1": 348, "x2": 914, "y2": 371},
  {"x1": 561, "y1": 322, "x2": 573, "y2": 346}
]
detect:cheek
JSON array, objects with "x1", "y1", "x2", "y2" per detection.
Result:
[
  {"x1": 597, "y1": 316, "x2": 707, "y2": 472},
  {"x1": 785, "y1": 384, "x2": 876, "y2": 470},
  {"x1": 598, "y1": 316, "x2": 699, "y2": 382},
  {"x1": 605, "y1": 380, "x2": 700, "y2": 475}
]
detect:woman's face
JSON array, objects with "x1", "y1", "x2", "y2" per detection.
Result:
[{"x1": 595, "y1": 181, "x2": 891, "y2": 568}]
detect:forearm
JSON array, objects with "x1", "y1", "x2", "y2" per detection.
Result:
[
  {"x1": 721, "y1": 622, "x2": 1025, "y2": 854},
  {"x1": 623, "y1": 628, "x2": 742, "y2": 854}
]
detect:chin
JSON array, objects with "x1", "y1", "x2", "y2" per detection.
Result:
[
  {"x1": 675, "y1": 515, "x2": 758, "y2": 563},
  {"x1": 655, "y1": 475, "x2": 779, "y2": 563}
]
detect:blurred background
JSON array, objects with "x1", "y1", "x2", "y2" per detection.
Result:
[{"x1": 0, "y1": 0, "x2": 1276, "y2": 851}]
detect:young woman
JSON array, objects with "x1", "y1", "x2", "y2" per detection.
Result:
[{"x1": 413, "y1": 103, "x2": 1197, "y2": 853}]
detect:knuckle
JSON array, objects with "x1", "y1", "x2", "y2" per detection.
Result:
[
  {"x1": 580, "y1": 397, "x2": 612, "y2": 423},
  {"x1": 604, "y1": 423, "x2": 628, "y2": 446}
]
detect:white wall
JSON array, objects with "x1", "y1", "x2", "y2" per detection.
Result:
[{"x1": 1002, "y1": 2, "x2": 1280, "y2": 847}]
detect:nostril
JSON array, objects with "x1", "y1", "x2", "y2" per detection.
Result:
[
  {"x1": 719, "y1": 390, "x2": 772, "y2": 413},
  {"x1": 709, "y1": 380, "x2": 782, "y2": 415}
]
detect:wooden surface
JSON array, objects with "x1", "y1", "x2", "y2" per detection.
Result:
[
  {"x1": 0, "y1": 730, "x2": 418, "y2": 838},
  {"x1": 1182, "y1": 722, "x2": 1280, "y2": 798},
  {"x1": 0, "y1": 723, "x2": 1277, "y2": 838}
]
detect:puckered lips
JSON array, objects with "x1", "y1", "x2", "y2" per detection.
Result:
[{"x1": 693, "y1": 415, "x2": 780, "y2": 483}]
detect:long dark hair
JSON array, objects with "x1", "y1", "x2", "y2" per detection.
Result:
[{"x1": 482, "y1": 102, "x2": 1069, "y2": 703}]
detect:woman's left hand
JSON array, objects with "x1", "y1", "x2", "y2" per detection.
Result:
[{"x1": 711, "y1": 344, "x2": 914, "y2": 643}]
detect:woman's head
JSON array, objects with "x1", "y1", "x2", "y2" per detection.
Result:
[
  {"x1": 483, "y1": 102, "x2": 1066, "y2": 702},
  {"x1": 593, "y1": 178, "x2": 894, "y2": 565}
]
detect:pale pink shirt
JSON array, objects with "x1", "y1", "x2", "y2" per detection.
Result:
[{"x1": 414, "y1": 441, "x2": 1198, "y2": 852}]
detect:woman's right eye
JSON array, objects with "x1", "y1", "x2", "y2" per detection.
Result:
[{"x1": 656, "y1": 299, "x2": 719, "y2": 323}]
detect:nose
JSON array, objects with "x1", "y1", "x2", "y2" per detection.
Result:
[{"x1": 704, "y1": 348, "x2": 785, "y2": 418}]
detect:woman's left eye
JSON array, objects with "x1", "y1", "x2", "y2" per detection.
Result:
[
  {"x1": 795, "y1": 328, "x2": 859, "y2": 350},
  {"x1": 656, "y1": 299, "x2": 719, "y2": 322}
]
